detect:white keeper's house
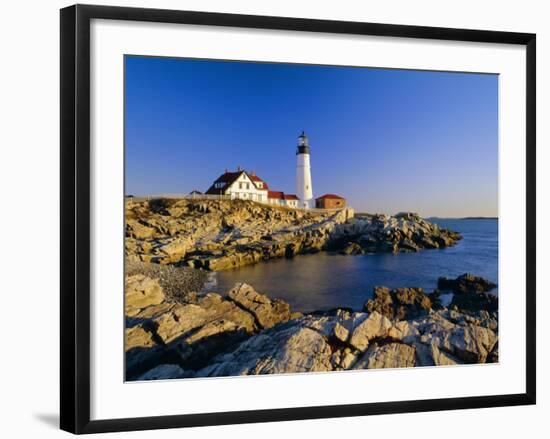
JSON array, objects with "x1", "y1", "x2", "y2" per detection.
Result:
[{"x1": 204, "y1": 132, "x2": 344, "y2": 210}]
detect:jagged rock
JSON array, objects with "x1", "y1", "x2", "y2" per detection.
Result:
[
  {"x1": 413, "y1": 310, "x2": 498, "y2": 364},
  {"x1": 153, "y1": 293, "x2": 255, "y2": 344},
  {"x1": 227, "y1": 283, "x2": 291, "y2": 329},
  {"x1": 450, "y1": 290, "x2": 498, "y2": 313},
  {"x1": 364, "y1": 286, "x2": 432, "y2": 320},
  {"x1": 122, "y1": 268, "x2": 499, "y2": 379},
  {"x1": 388, "y1": 320, "x2": 420, "y2": 342},
  {"x1": 354, "y1": 342, "x2": 416, "y2": 369},
  {"x1": 125, "y1": 198, "x2": 461, "y2": 271},
  {"x1": 329, "y1": 212, "x2": 461, "y2": 254},
  {"x1": 332, "y1": 322, "x2": 350, "y2": 343},
  {"x1": 349, "y1": 311, "x2": 393, "y2": 352},
  {"x1": 125, "y1": 325, "x2": 156, "y2": 351},
  {"x1": 364, "y1": 286, "x2": 393, "y2": 317},
  {"x1": 414, "y1": 340, "x2": 461, "y2": 366},
  {"x1": 125, "y1": 275, "x2": 165, "y2": 317},
  {"x1": 125, "y1": 198, "x2": 351, "y2": 271},
  {"x1": 399, "y1": 238, "x2": 420, "y2": 252},
  {"x1": 127, "y1": 303, "x2": 174, "y2": 325},
  {"x1": 339, "y1": 242, "x2": 363, "y2": 255},
  {"x1": 438, "y1": 273, "x2": 497, "y2": 293},
  {"x1": 137, "y1": 364, "x2": 189, "y2": 381},
  {"x1": 395, "y1": 212, "x2": 421, "y2": 221},
  {"x1": 196, "y1": 320, "x2": 333, "y2": 376},
  {"x1": 126, "y1": 219, "x2": 156, "y2": 239},
  {"x1": 126, "y1": 292, "x2": 259, "y2": 377},
  {"x1": 340, "y1": 348, "x2": 358, "y2": 369},
  {"x1": 443, "y1": 324, "x2": 498, "y2": 363}
]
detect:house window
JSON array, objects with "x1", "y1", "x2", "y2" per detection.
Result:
[
  {"x1": 239, "y1": 182, "x2": 243, "y2": 189},
  {"x1": 246, "y1": 183, "x2": 250, "y2": 190}
]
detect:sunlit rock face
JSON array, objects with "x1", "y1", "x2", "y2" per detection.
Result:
[
  {"x1": 125, "y1": 198, "x2": 351, "y2": 270},
  {"x1": 124, "y1": 273, "x2": 498, "y2": 381},
  {"x1": 126, "y1": 199, "x2": 460, "y2": 274}
]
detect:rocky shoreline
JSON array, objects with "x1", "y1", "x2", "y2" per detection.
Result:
[
  {"x1": 125, "y1": 199, "x2": 462, "y2": 271},
  {"x1": 125, "y1": 267, "x2": 498, "y2": 381},
  {"x1": 124, "y1": 199, "x2": 485, "y2": 381},
  {"x1": 332, "y1": 212, "x2": 462, "y2": 255}
]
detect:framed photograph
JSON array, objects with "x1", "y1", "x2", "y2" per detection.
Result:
[{"x1": 60, "y1": 4, "x2": 536, "y2": 434}]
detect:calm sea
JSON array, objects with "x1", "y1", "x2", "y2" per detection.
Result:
[{"x1": 208, "y1": 219, "x2": 498, "y2": 313}]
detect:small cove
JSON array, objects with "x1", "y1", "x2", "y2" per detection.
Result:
[{"x1": 206, "y1": 219, "x2": 498, "y2": 313}]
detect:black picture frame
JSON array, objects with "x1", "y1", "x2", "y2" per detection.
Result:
[{"x1": 60, "y1": 4, "x2": 536, "y2": 434}]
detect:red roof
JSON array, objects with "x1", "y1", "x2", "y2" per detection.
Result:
[
  {"x1": 248, "y1": 173, "x2": 269, "y2": 190},
  {"x1": 268, "y1": 191, "x2": 298, "y2": 201},
  {"x1": 268, "y1": 190, "x2": 284, "y2": 200},
  {"x1": 316, "y1": 194, "x2": 345, "y2": 200}
]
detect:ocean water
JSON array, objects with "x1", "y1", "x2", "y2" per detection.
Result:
[{"x1": 208, "y1": 219, "x2": 498, "y2": 313}]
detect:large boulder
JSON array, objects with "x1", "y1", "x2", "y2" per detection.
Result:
[
  {"x1": 227, "y1": 283, "x2": 291, "y2": 329},
  {"x1": 125, "y1": 325, "x2": 156, "y2": 351},
  {"x1": 153, "y1": 293, "x2": 255, "y2": 344},
  {"x1": 126, "y1": 292, "x2": 259, "y2": 378},
  {"x1": 353, "y1": 342, "x2": 416, "y2": 369},
  {"x1": 125, "y1": 275, "x2": 165, "y2": 317},
  {"x1": 413, "y1": 310, "x2": 498, "y2": 364},
  {"x1": 413, "y1": 339, "x2": 461, "y2": 367},
  {"x1": 442, "y1": 324, "x2": 498, "y2": 363},
  {"x1": 387, "y1": 320, "x2": 420, "y2": 342},
  {"x1": 348, "y1": 311, "x2": 393, "y2": 352},
  {"x1": 364, "y1": 286, "x2": 433, "y2": 320},
  {"x1": 438, "y1": 273, "x2": 497, "y2": 294},
  {"x1": 196, "y1": 319, "x2": 333, "y2": 376}
]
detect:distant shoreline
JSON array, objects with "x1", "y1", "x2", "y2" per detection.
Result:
[
  {"x1": 429, "y1": 216, "x2": 498, "y2": 220},
  {"x1": 352, "y1": 214, "x2": 498, "y2": 221}
]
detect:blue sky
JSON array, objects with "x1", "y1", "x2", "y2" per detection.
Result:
[{"x1": 125, "y1": 56, "x2": 498, "y2": 217}]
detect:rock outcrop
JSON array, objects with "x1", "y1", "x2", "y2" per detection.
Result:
[
  {"x1": 125, "y1": 271, "x2": 498, "y2": 381},
  {"x1": 438, "y1": 273, "x2": 497, "y2": 293},
  {"x1": 438, "y1": 273, "x2": 498, "y2": 313},
  {"x1": 125, "y1": 275, "x2": 165, "y2": 317},
  {"x1": 227, "y1": 283, "x2": 291, "y2": 329},
  {"x1": 363, "y1": 286, "x2": 434, "y2": 320},
  {"x1": 353, "y1": 342, "x2": 416, "y2": 369},
  {"x1": 126, "y1": 198, "x2": 352, "y2": 270},
  {"x1": 329, "y1": 212, "x2": 462, "y2": 254},
  {"x1": 125, "y1": 199, "x2": 461, "y2": 273}
]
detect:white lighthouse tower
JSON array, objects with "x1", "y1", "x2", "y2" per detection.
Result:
[{"x1": 296, "y1": 131, "x2": 314, "y2": 209}]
